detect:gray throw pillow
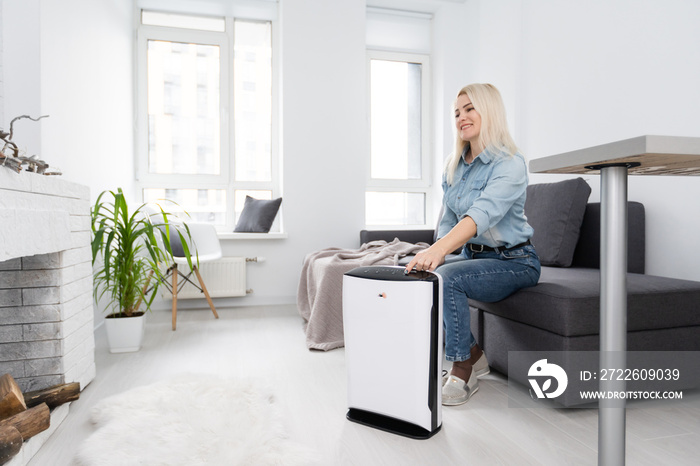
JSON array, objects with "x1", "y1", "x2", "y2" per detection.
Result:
[
  {"x1": 525, "y1": 178, "x2": 592, "y2": 267},
  {"x1": 234, "y1": 196, "x2": 282, "y2": 233}
]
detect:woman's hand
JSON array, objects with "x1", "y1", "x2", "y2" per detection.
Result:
[
  {"x1": 404, "y1": 216, "x2": 477, "y2": 273},
  {"x1": 405, "y1": 245, "x2": 447, "y2": 273}
]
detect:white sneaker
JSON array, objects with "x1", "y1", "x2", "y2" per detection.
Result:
[
  {"x1": 442, "y1": 352, "x2": 490, "y2": 386},
  {"x1": 442, "y1": 371, "x2": 478, "y2": 406}
]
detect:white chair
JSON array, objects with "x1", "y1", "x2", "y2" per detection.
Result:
[
  {"x1": 141, "y1": 205, "x2": 221, "y2": 330},
  {"x1": 164, "y1": 222, "x2": 221, "y2": 330}
]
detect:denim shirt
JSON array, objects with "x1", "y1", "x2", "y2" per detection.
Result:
[{"x1": 437, "y1": 146, "x2": 533, "y2": 249}]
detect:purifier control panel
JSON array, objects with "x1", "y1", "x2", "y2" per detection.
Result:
[{"x1": 344, "y1": 266, "x2": 439, "y2": 283}]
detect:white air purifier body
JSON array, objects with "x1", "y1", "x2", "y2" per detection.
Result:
[{"x1": 342, "y1": 266, "x2": 443, "y2": 439}]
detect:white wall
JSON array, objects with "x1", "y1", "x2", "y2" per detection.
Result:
[
  {"x1": 216, "y1": 0, "x2": 368, "y2": 307},
  {"x1": 0, "y1": 2, "x2": 4, "y2": 126},
  {"x1": 40, "y1": 0, "x2": 136, "y2": 202},
  {"x1": 2, "y1": 0, "x2": 135, "y2": 200},
  {"x1": 471, "y1": 0, "x2": 700, "y2": 281},
  {"x1": 2, "y1": 0, "x2": 42, "y2": 155},
  {"x1": 163, "y1": 0, "x2": 476, "y2": 310},
  {"x1": 431, "y1": 1, "x2": 478, "y2": 215},
  {"x1": 225, "y1": 0, "x2": 480, "y2": 308}
]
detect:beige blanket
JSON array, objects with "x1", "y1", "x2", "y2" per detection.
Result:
[{"x1": 297, "y1": 239, "x2": 429, "y2": 351}]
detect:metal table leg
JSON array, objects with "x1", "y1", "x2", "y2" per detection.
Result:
[{"x1": 598, "y1": 165, "x2": 629, "y2": 465}]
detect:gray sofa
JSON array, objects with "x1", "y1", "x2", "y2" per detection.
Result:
[{"x1": 361, "y1": 178, "x2": 700, "y2": 406}]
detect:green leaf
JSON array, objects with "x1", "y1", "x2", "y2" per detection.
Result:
[{"x1": 90, "y1": 188, "x2": 196, "y2": 317}]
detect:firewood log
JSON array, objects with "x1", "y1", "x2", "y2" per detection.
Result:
[
  {"x1": 0, "y1": 403, "x2": 49, "y2": 441},
  {"x1": 0, "y1": 425, "x2": 22, "y2": 465},
  {"x1": 0, "y1": 375, "x2": 27, "y2": 421},
  {"x1": 23, "y1": 382, "x2": 80, "y2": 410}
]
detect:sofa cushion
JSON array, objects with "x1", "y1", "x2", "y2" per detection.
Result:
[
  {"x1": 571, "y1": 202, "x2": 646, "y2": 273},
  {"x1": 525, "y1": 178, "x2": 592, "y2": 267},
  {"x1": 234, "y1": 196, "x2": 282, "y2": 233},
  {"x1": 469, "y1": 267, "x2": 700, "y2": 337}
]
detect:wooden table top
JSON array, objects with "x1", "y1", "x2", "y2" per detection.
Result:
[{"x1": 529, "y1": 135, "x2": 700, "y2": 175}]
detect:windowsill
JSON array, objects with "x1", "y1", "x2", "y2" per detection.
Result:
[{"x1": 218, "y1": 232, "x2": 288, "y2": 240}]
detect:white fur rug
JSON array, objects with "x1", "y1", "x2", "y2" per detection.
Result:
[{"x1": 76, "y1": 375, "x2": 319, "y2": 466}]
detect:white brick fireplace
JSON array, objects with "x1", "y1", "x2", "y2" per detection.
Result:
[{"x1": 0, "y1": 168, "x2": 96, "y2": 393}]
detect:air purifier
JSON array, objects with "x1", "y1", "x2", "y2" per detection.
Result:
[{"x1": 342, "y1": 266, "x2": 443, "y2": 439}]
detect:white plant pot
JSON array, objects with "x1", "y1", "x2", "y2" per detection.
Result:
[{"x1": 105, "y1": 312, "x2": 146, "y2": 353}]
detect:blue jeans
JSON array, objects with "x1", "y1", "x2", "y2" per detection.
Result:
[{"x1": 437, "y1": 244, "x2": 541, "y2": 362}]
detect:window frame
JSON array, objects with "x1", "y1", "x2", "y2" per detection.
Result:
[
  {"x1": 365, "y1": 49, "x2": 432, "y2": 228},
  {"x1": 136, "y1": 12, "x2": 281, "y2": 233}
]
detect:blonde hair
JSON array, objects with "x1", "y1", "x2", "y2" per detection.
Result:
[{"x1": 444, "y1": 83, "x2": 518, "y2": 185}]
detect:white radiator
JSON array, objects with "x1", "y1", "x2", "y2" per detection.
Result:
[{"x1": 163, "y1": 257, "x2": 247, "y2": 299}]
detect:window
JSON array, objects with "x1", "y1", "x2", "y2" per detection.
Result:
[
  {"x1": 137, "y1": 10, "x2": 279, "y2": 232},
  {"x1": 366, "y1": 50, "x2": 431, "y2": 227}
]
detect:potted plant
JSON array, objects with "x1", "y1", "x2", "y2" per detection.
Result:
[{"x1": 91, "y1": 188, "x2": 192, "y2": 353}]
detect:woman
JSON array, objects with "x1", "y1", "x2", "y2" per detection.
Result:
[{"x1": 405, "y1": 83, "x2": 541, "y2": 405}]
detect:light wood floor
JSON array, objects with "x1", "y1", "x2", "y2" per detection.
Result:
[{"x1": 28, "y1": 305, "x2": 700, "y2": 465}]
